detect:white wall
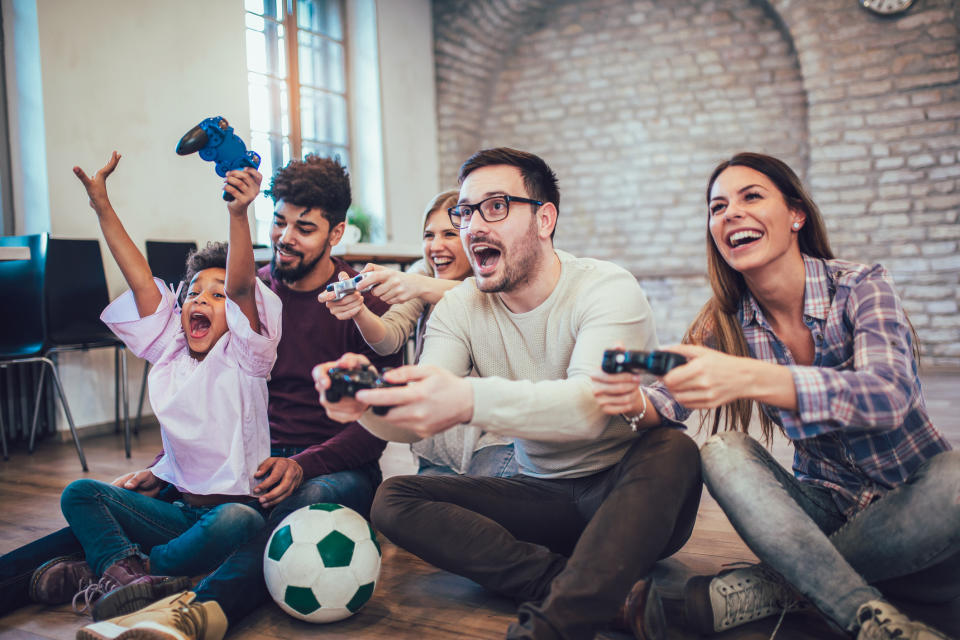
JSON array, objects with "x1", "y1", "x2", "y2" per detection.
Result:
[
  {"x1": 32, "y1": 0, "x2": 252, "y2": 430},
  {"x1": 11, "y1": 0, "x2": 440, "y2": 432},
  {"x1": 375, "y1": 0, "x2": 440, "y2": 243}
]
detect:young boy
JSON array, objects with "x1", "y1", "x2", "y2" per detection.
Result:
[{"x1": 45, "y1": 152, "x2": 281, "y2": 625}]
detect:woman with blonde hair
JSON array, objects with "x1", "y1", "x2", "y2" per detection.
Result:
[
  {"x1": 321, "y1": 189, "x2": 516, "y2": 477},
  {"x1": 592, "y1": 152, "x2": 957, "y2": 639}
]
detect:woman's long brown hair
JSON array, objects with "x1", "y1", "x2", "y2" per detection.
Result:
[{"x1": 684, "y1": 153, "x2": 835, "y2": 444}]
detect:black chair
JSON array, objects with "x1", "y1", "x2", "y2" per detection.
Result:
[
  {"x1": 135, "y1": 240, "x2": 197, "y2": 429},
  {"x1": 43, "y1": 237, "x2": 130, "y2": 457},
  {"x1": 0, "y1": 234, "x2": 87, "y2": 469}
]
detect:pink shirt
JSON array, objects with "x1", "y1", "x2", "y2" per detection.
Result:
[{"x1": 101, "y1": 278, "x2": 282, "y2": 496}]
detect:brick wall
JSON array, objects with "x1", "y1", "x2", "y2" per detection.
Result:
[{"x1": 434, "y1": 0, "x2": 960, "y2": 365}]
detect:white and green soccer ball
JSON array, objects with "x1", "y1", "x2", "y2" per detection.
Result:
[{"x1": 263, "y1": 503, "x2": 382, "y2": 623}]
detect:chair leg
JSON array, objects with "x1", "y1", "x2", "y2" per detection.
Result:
[
  {"x1": 114, "y1": 346, "x2": 120, "y2": 433},
  {"x1": 42, "y1": 357, "x2": 88, "y2": 472},
  {"x1": 0, "y1": 394, "x2": 8, "y2": 461},
  {"x1": 119, "y1": 346, "x2": 130, "y2": 458},
  {"x1": 27, "y1": 364, "x2": 48, "y2": 453},
  {"x1": 136, "y1": 360, "x2": 150, "y2": 434}
]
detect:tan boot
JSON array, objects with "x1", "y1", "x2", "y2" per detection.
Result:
[{"x1": 76, "y1": 590, "x2": 227, "y2": 640}]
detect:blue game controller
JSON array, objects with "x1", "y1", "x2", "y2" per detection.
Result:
[{"x1": 176, "y1": 116, "x2": 261, "y2": 201}]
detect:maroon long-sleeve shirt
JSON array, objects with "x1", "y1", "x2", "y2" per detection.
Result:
[{"x1": 257, "y1": 259, "x2": 402, "y2": 479}]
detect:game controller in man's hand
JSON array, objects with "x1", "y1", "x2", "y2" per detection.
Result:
[
  {"x1": 176, "y1": 116, "x2": 261, "y2": 202},
  {"x1": 601, "y1": 349, "x2": 687, "y2": 376},
  {"x1": 326, "y1": 275, "x2": 364, "y2": 300},
  {"x1": 325, "y1": 366, "x2": 404, "y2": 415}
]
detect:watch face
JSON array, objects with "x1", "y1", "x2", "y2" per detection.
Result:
[{"x1": 859, "y1": 0, "x2": 916, "y2": 15}]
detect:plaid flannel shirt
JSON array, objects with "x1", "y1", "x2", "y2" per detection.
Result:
[{"x1": 741, "y1": 255, "x2": 950, "y2": 516}]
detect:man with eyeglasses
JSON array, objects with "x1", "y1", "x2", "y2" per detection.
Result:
[{"x1": 313, "y1": 147, "x2": 701, "y2": 640}]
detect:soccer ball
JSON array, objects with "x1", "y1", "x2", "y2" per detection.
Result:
[{"x1": 263, "y1": 503, "x2": 382, "y2": 623}]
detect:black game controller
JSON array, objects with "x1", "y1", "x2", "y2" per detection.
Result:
[
  {"x1": 325, "y1": 367, "x2": 403, "y2": 416},
  {"x1": 601, "y1": 349, "x2": 687, "y2": 376}
]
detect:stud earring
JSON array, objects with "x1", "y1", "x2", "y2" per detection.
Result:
[{"x1": 792, "y1": 222, "x2": 800, "y2": 230}]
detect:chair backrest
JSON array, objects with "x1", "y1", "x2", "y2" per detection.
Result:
[
  {"x1": 145, "y1": 240, "x2": 197, "y2": 290},
  {"x1": 45, "y1": 237, "x2": 114, "y2": 346},
  {"x1": 0, "y1": 233, "x2": 47, "y2": 357}
]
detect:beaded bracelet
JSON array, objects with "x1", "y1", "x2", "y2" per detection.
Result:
[{"x1": 622, "y1": 386, "x2": 648, "y2": 432}]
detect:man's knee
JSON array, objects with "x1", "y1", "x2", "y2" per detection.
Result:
[{"x1": 370, "y1": 475, "x2": 424, "y2": 539}]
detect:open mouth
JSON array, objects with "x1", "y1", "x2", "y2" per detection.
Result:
[
  {"x1": 470, "y1": 244, "x2": 501, "y2": 275},
  {"x1": 189, "y1": 312, "x2": 211, "y2": 339},
  {"x1": 431, "y1": 255, "x2": 454, "y2": 272},
  {"x1": 727, "y1": 229, "x2": 764, "y2": 250}
]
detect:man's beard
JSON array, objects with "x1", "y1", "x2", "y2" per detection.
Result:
[
  {"x1": 473, "y1": 221, "x2": 540, "y2": 294},
  {"x1": 270, "y1": 242, "x2": 329, "y2": 284}
]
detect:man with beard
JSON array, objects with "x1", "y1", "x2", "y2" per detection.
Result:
[
  {"x1": 16, "y1": 156, "x2": 400, "y2": 640},
  {"x1": 314, "y1": 148, "x2": 702, "y2": 640}
]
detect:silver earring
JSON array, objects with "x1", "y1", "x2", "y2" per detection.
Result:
[{"x1": 793, "y1": 222, "x2": 800, "y2": 230}]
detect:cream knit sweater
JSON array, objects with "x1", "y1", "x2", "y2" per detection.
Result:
[{"x1": 361, "y1": 250, "x2": 659, "y2": 479}]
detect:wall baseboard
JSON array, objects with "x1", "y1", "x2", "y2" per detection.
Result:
[{"x1": 57, "y1": 416, "x2": 159, "y2": 442}]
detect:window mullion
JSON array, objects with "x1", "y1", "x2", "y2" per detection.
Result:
[{"x1": 285, "y1": 0, "x2": 302, "y2": 160}]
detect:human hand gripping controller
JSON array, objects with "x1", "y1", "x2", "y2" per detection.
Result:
[
  {"x1": 325, "y1": 274, "x2": 365, "y2": 300},
  {"x1": 601, "y1": 349, "x2": 688, "y2": 376},
  {"x1": 325, "y1": 367, "x2": 405, "y2": 415},
  {"x1": 176, "y1": 116, "x2": 261, "y2": 202}
]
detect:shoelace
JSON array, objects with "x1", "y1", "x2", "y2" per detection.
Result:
[
  {"x1": 168, "y1": 602, "x2": 207, "y2": 636},
  {"x1": 716, "y1": 566, "x2": 806, "y2": 640},
  {"x1": 71, "y1": 575, "x2": 119, "y2": 616},
  {"x1": 860, "y1": 605, "x2": 920, "y2": 640}
]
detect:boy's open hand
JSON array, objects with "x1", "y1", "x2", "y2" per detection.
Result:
[
  {"x1": 73, "y1": 151, "x2": 121, "y2": 213},
  {"x1": 224, "y1": 167, "x2": 262, "y2": 216}
]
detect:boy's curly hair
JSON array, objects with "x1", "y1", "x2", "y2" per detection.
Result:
[
  {"x1": 265, "y1": 155, "x2": 351, "y2": 228},
  {"x1": 183, "y1": 241, "x2": 228, "y2": 289}
]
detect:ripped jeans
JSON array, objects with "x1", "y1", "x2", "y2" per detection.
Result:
[{"x1": 701, "y1": 432, "x2": 960, "y2": 630}]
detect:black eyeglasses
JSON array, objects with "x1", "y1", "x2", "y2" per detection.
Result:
[{"x1": 447, "y1": 195, "x2": 543, "y2": 229}]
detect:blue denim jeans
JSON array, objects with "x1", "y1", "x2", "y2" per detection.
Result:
[
  {"x1": 417, "y1": 443, "x2": 518, "y2": 477},
  {"x1": 60, "y1": 478, "x2": 265, "y2": 577},
  {"x1": 0, "y1": 526, "x2": 81, "y2": 614},
  {"x1": 193, "y1": 459, "x2": 382, "y2": 625},
  {"x1": 701, "y1": 432, "x2": 960, "y2": 631},
  {"x1": 0, "y1": 484, "x2": 177, "y2": 614}
]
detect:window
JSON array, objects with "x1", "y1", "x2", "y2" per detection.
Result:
[{"x1": 244, "y1": 0, "x2": 350, "y2": 243}]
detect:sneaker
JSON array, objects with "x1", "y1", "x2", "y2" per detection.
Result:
[
  {"x1": 76, "y1": 590, "x2": 227, "y2": 640},
  {"x1": 684, "y1": 565, "x2": 807, "y2": 634},
  {"x1": 72, "y1": 556, "x2": 189, "y2": 619},
  {"x1": 30, "y1": 554, "x2": 96, "y2": 605},
  {"x1": 855, "y1": 600, "x2": 951, "y2": 640},
  {"x1": 618, "y1": 577, "x2": 666, "y2": 640}
]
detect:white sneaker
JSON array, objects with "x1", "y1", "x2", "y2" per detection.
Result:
[
  {"x1": 855, "y1": 600, "x2": 951, "y2": 640},
  {"x1": 684, "y1": 565, "x2": 808, "y2": 634}
]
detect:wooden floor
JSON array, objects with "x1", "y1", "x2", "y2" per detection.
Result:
[{"x1": 2, "y1": 372, "x2": 959, "y2": 640}]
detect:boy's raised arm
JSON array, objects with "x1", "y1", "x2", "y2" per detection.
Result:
[
  {"x1": 74, "y1": 152, "x2": 161, "y2": 317},
  {"x1": 223, "y1": 168, "x2": 262, "y2": 333}
]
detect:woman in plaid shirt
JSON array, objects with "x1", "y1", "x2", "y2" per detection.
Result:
[{"x1": 593, "y1": 153, "x2": 957, "y2": 639}]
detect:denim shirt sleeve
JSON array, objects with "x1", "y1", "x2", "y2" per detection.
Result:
[{"x1": 777, "y1": 265, "x2": 920, "y2": 440}]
